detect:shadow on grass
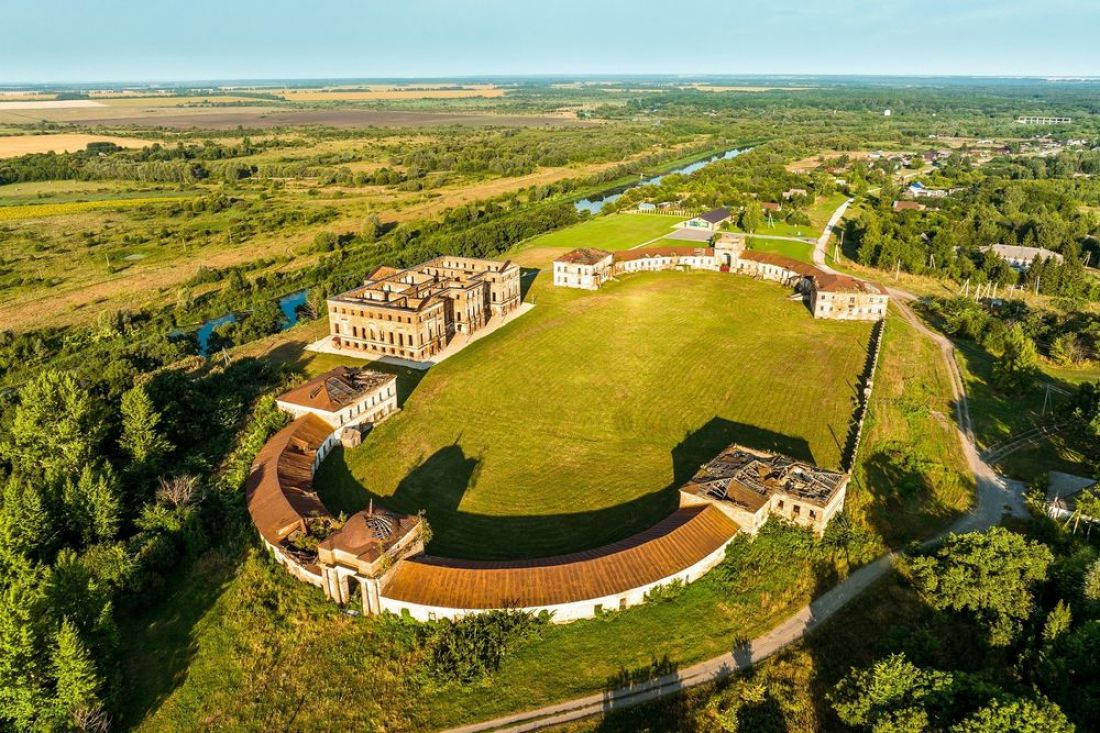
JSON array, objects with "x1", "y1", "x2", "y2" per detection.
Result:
[
  {"x1": 115, "y1": 547, "x2": 241, "y2": 729},
  {"x1": 318, "y1": 417, "x2": 812, "y2": 561},
  {"x1": 519, "y1": 266, "x2": 540, "y2": 301},
  {"x1": 858, "y1": 446, "x2": 966, "y2": 545}
]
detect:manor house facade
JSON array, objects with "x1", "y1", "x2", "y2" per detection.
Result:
[{"x1": 326, "y1": 255, "x2": 521, "y2": 360}]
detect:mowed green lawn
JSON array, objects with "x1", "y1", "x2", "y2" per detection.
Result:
[
  {"x1": 315, "y1": 268, "x2": 872, "y2": 560},
  {"x1": 515, "y1": 212, "x2": 678, "y2": 252},
  {"x1": 746, "y1": 236, "x2": 816, "y2": 263}
]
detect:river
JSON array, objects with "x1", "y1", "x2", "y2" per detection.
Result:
[
  {"x1": 574, "y1": 147, "x2": 746, "y2": 215},
  {"x1": 194, "y1": 289, "x2": 308, "y2": 355}
]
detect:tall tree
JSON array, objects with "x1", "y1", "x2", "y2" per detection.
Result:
[
  {"x1": 950, "y1": 696, "x2": 1073, "y2": 733},
  {"x1": 907, "y1": 528, "x2": 1052, "y2": 646},
  {"x1": 2, "y1": 371, "x2": 103, "y2": 482},
  {"x1": 119, "y1": 383, "x2": 170, "y2": 470},
  {"x1": 992, "y1": 324, "x2": 1038, "y2": 393},
  {"x1": 829, "y1": 652, "x2": 953, "y2": 731},
  {"x1": 50, "y1": 619, "x2": 104, "y2": 731},
  {"x1": 63, "y1": 465, "x2": 121, "y2": 545},
  {"x1": 0, "y1": 561, "x2": 52, "y2": 730}
]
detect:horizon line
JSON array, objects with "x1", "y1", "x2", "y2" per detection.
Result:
[{"x1": 4, "y1": 73, "x2": 1100, "y2": 87}]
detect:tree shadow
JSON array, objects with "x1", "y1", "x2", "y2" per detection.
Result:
[
  {"x1": 671, "y1": 416, "x2": 815, "y2": 486},
  {"x1": 318, "y1": 417, "x2": 814, "y2": 561},
  {"x1": 860, "y1": 446, "x2": 967, "y2": 545}
]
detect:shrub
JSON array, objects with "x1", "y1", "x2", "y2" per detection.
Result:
[{"x1": 429, "y1": 610, "x2": 545, "y2": 683}]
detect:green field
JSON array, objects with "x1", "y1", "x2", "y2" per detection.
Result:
[
  {"x1": 745, "y1": 236, "x2": 816, "y2": 263},
  {"x1": 316, "y1": 267, "x2": 872, "y2": 560},
  {"x1": 515, "y1": 212, "x2": 679, "y2": 253},
  {"x1": 847, "y1": 310, "x2": 973, "y2": 543}
]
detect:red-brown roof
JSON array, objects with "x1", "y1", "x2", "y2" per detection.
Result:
[
  {"x1": 318, "y1": 508, "x2": 421, "y2": 571},
  {"x1": 555, "y1": 248, "x2": 613, "y2": 266},
  {"x1": 246, "y1": 414, "x2": 333, "y2": 545},
  {"x1": 276, "y1": 367, "x2": 395, "y2": 414},
  {"x1": 814, "y1": 272, "x2": 888, "y2": 295},
  {"x1": 740, "y1": 250, "x2": 821, "y2": 277},
  {"x1": 382, "y1": 504, "x2": 738, "y2": 609},
  {"x1": 613, "y1": 246, "x2": 715, "y2": 262}
]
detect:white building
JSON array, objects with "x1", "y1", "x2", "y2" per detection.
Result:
[
  {"x1": 275, "y1": 366, "x2": 397, "y2": 429},
  {"x1": 552, "y1": 248, "x2": 615, "y2": 290}
]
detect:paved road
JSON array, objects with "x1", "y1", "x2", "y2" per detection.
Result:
[
  {"x1": 812, "y1": 198, "x2": 853, "y2": 273},
  {"x1": 444, "y1": 199, "x2": 1024, "y2": 733}
]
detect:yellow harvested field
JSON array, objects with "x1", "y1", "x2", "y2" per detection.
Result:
[
  {"x1": 0, "y1": 133, "x2": 157, "y2": 158},
  {"x1": 0, "y1": 197, "x2": 186, "y2": 222},
  {"x1": 280, "y1": 87, "x2": 505, "y2": 101}
]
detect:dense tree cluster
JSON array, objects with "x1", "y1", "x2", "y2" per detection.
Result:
[
  {"x1": 0, "y1": 354, "x2": 287, "y2": 729},
  {"x1": 847, "y1": 174, "x2": 1100, "y2": 300}
]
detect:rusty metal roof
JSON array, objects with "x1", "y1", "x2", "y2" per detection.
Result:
[
  {"x1": 245, "y1": 414, "x2": 333, "y2": 545},
  {"x1": 382, "y1": 505, "x2": 737, "y2": 609}
]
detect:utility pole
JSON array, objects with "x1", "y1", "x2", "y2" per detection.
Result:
[
  {"x1": 894, "y1": 259, "x2": 900, "y2": 281},
  {"x1": 963, "y1": 278, "x2": 970, "y2": 297}
]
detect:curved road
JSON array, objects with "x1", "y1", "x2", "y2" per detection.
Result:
[{"x1": 444, "y1": 201, "x2": 1026, "y2": 733}]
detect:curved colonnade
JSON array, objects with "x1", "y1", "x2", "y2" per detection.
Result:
[{"x1": 246, "y1": 414, "x2": 738, "y2": 623}]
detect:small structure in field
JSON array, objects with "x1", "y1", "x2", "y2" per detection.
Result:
[
  {"x1": 679, "y1": 207, "x2": 732, "y2": 232},
  {"x1": 680, "y1": 444, "x2": 849, "y2": 534}
]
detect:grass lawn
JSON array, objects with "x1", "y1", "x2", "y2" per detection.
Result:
[
  {"x1": 746, "y1": 236, "x2": 816, "y2": 264},
  {"x1": 515, "y1": 212, "x2": 678, "y2": 253},
  {"x1": 727, "y1": 193, "x2": 848, "y2": 239},
  {"x1": 847, "y1": 310, "x2": 974, "y2": 544},
  {"x1": 315, "y1": 269, "x2": 872, "y2": 560}
]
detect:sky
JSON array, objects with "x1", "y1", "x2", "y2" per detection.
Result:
[{"x1": 3, "y1": 0, "x2": 1099, "y2": 83}]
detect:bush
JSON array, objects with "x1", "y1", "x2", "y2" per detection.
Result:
[{"x1": 429, "y1": 610, "x2": 545, "y2": 683}]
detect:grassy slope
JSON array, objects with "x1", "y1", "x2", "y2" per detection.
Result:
[
  {"x1": 316, "y1": 269, "x2": 871, "y2": 560},
  {"x1": 847, "y1": 309, "x2": 974, "y2": 543}
]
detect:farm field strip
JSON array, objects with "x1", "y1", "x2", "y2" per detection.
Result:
[{"x1": 0, "y1": 196, "x2": 191, "y2": 221}]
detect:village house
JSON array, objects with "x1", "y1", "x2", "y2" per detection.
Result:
[
  {"x1": 275, "y1": 366, "x2": 397, "y2": 430},
  {"x1": 980, "y1": 244, "x2": 1064, "y2": 272},
  {"x1": 893, "y1": 200, "x2": 926, "y2": 213},
  {"x1": 679, "y1": 444, "x2": 849, "y2": 535},
  {"x1": 678, "y1": 207, "x2": 732, "y2": 232},
  {"x1": 1044, "y1": 472, "x2": 1098, "y2": 525},
  {"x1": 326, "y1": 255, "x2": 521, "y2": 361}
]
